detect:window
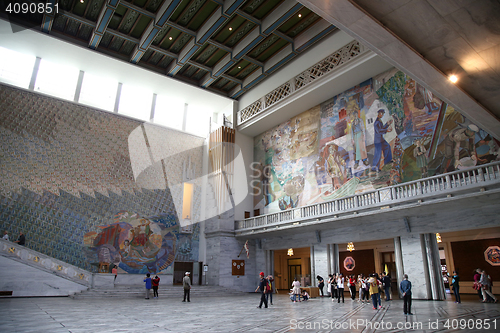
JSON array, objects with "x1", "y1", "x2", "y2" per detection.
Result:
[
  {"x1": 185, "y1": 104, "x2": 212, "y2": 136},
  {"x1": 35, "y1": 59, "x2": 79, "y2": 101},
  {"x1": 0, "y1": 47, "x2": 36, "y2": 89},
  {"x1": 154, "y1": 95, "x2": 184, "y2": 130},
  {"x1": 79, "y1": 72, "x2": 118, "y2": 111},
  {"x1": 118, "y1": 83, "x2": 152, "y2": 121}
]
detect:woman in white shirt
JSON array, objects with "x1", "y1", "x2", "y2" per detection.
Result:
[
  {"x1": 292, "y1": 278, "x2": 301, "y2": 302},
  {"x1": 337, "y1": 273, "x2": 345, "y2": 303}
]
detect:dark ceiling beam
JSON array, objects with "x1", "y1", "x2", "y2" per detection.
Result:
[
  {"x1": 166, "y1": 0, "x2": 247, "y2": 76},
  {"x1": 229, "y1": 19, "x2": 336, "y2": 98},
  {"x1": 118, "y1": 1, "x2": 155, "y2": 19},
  {"x1": 41, "y1": 0, "x2": 57, "y2": 33},
  {"x1": 130, "y1": 0, "x2": 183, "y2": 63},
  {"x1": 200, "y1": 1, "x2": 302, "y2": 88},
  {"x1": 89, "y1": 0, "x2": 120, "y2": 49}
]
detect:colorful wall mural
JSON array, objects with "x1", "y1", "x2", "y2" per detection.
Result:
[
  {"x1": 0, "y1": 84, "x2": 204, "y2": 273},
  {"x1": 254, "y1": 69, "x2": 500, "y2": 214}
]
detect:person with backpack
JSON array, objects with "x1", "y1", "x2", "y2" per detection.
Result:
[{"x1": 265, "y1": 275, "x2": 274, "y2": 305}]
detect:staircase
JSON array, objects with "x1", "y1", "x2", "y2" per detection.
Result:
[{"x1": 71, "y1": 284, "x2": 246, "y2": 299}]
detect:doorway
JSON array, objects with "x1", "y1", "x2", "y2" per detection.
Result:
[
  {"x1": 173, "y1": 261, "x2": 193, "y2": 285},
  {"x1": 288, "y1": 258, "x2": 302, "y2": 282}
]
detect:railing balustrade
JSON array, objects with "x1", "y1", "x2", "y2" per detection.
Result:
[{"x1": 236, "y1": 161, "x2": 500, "y2": 232}]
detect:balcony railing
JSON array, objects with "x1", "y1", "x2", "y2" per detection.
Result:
[{"x1": 235, "y1": 161, "x2": 500, "y2": 233}]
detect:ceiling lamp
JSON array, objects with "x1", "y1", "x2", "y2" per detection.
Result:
[
  {"x1": 229, "y1": 27, "x2": 232, "y2": 31},
  {"x1": 287, "y1": 248, "x2": 294, "y2": 256},
  {"x1": 298, "y1": 14, "x2": 302, "y2": 18},
  {"x1": 449, "y1": 75, "x2": 458, "y2": 83},
  {"x1": 347, "y1": 242, "x2": 355, "y2": 252},
  {"x1": 436, "y1": 233, "x2": 442, "y2": 243}
]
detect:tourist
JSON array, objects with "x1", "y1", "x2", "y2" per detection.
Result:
[
  {"x1": 337, "y1": 273, "x2": 345, "y2": 303},
  {"x1": 152, "y1": 275, "x2": 160, "y2": 299},
  {"x1": 266, "y1": 275, "x2": 274, "y2": 305},
  {"x1": 2, "y1": 230, "x2": 8, "y2": 241},
  {"x1": 450, "y1": 271, "x2": 460, "y2": 303},
  {"x1": 143, "y1": 273, "x2": 151, "y2": 299},
  {"x1": 255, "y1": 272, "x2": 268, "y2": 308},
  {"x1": 479, "y1": 269, "x2": 498, "y2": 303},
  {"x1": 292, "y1": 277, "x2": 301, "y2": 303},
  {"x1": 317, "y1": 275, "x2": 325, "y2": 297},
  {"x1": 348, "y1": 275, "x2": 356, "y2": 300},
  {"x1": 369, "y1": 274, "x2": 380, "y2": 310},
  {"x1": 13, "y1": 231, "x2": 25, "y2": 245},
  {"x1": 183, "y1": 272, "x2": 191, "y2": 302},
  {"x1": 400, "y1": 274, "x2": 412, "y2": 315}
]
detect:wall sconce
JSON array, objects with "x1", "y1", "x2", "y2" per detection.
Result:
[
  {"x1": 287, "y1": 248, "x2": 294, "y2": 256},
  {"x1": 347, "y1": 242, "x2": 355, "y2": 252},
  {"x1": 436, "y1": 233, "x2": 442, "y2": 243}
]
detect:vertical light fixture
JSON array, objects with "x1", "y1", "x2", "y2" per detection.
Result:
[
  {"x1": 347, "y1": 242, "x2": 355, "y2": 252},
  {"x1": 436, "y1": 233, "x2": 442, "y2": 243},
  {"x1": 287, "y1": 248, "x2": 294, "y2": 256}
]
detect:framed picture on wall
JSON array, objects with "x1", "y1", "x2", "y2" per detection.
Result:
[
  {"x1": 485, "y1": 246, "x2": 500, "y2": 266},
  {"x1": 344, "y1": 256, "x2": 355, "y2": 271},
  {"x1": 232, "y1": 260, "x2": 245, "y2": 275}
]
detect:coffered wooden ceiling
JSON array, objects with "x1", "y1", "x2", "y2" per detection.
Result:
[{"x1": 2, "y1": 0, "x2": 336, "y2": 99}]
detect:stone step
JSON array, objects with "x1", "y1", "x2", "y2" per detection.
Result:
[{"x1": 71, "y1": 285, "x2": 246, "y2": 299}]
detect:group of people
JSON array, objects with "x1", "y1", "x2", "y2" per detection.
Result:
[
  {"x1": 2, "y1": 230, "x2": 25, "y2": 245},
  {"x1": 473, "y1": 269, "x2": 497, "y2": 303},
  {"x1": 316, "y1": 272, "x2": 414, "y2": 315},
  {"x1": 143, "y1": 271, "x2": 191, "y2": 301},
  {"x1": 255, "y1": 272, "x2": 275, "y2": 308}
]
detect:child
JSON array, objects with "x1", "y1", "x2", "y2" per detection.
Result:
[
  {"x1": 152, "y1": 275, "x2": 160, "y2": 298},
  {"x1": 301, "y1": 290, "x2": 309, "y2": 301},
  {"x1": 144, "y1": 273, "x2": 152, "y2": 299}
]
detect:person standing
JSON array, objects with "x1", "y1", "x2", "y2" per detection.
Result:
[
  {"x1": 382, "y1": 272, "x2": 391, "y2": 301},
  {"x1": 337, "y1": 273, "x2": 345, "y2": 303},
  {"x1": 112, "y1": 266, "x2": 118, "y2": 284},
  {"x1": 266, "y1": 275, "x2": 274, "y2": 305},
  {"x1": 369, "y1": 274, "x2": 380, "y2": 310},
  {"x1": 450, "y1": 271, "x2": 460, "y2": 303},
  {"x1": 479, "y1": 269, "x2": 498, "y2": 303},
  {"x1": 143, "y1": 273, "x2": 152, "y2": 299},
  {"x1": 13, "y1": 231, "x2": 25, "y2": 245},
  {"x1": 255, "y1": 272, "x2": 268, "y2": 308},
  {"x1": 182, "y1": 272, "x2": 191, "y2": 302},
  {"x1": 291, "y1": 277, "x2": 301, "y2": 303},
  {"x1": 331, "y1": 273, "x2": 338, "y2": 301},
  {"x1": 473, "y1": 269, "x2": 483, "y2": 300},
  {"x1": 317, "y1": 275, "x2": 325, "y2": 297},
  {"x1": 400, "y1": 274, "x2": 412, "y2": 315},
  {"x1": 372, "y1": 109, "x2": 393, "y2": 172},
  {"x1": 2, "y1": 231, "x2": 9, "y2": 241},
  {"x1": 349, "y1": 275, "x2": 356, "y2": 300},
  {"x1": 152, "y1": 275, "x2": 160, "y2": 299}
]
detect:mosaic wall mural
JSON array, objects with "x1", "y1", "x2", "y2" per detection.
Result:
[
  {"x1": 254, "y1": 69, "x2": 500, "y2": 214},
  {"x1": 0, "y1": 84, "x2": 204, "y2": 273}
]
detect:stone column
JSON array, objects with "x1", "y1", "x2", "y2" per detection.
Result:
[
  {"x1": 423, "y1": 233, "x2": 446, "y2": 300},
  {"x1": 394, "y1": 236, "x2": 405, "y2": 298},
  {"x1": 399, "y1": 233, "x2": 431, "y2": 299},
  {"x1": 332, "y1": 244, "x2": 340, "y2": 274},
  {"x1": 312, "y1": 243, "x2": 329, "y2": 286}
]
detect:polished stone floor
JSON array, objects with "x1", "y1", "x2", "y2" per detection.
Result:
[{"x1": 1, "y1": 293, "x2": 499, "y2": 332}]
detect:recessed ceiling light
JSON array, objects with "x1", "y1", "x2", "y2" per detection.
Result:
[
  {"x1": 449, "y1": 75, "x2": 458, "y2": 83},
  {"x1": 238, "y1": 66, "x2": 241, "y2": 69},
  {"x1": 298, "y1": 14, "x2": 302, "y2": 18},
  {"x1": 169, "y1": 37, "x2": 172, "y2": 40},
  {"x1": 229, "y1": 27, "x2": 232, "y2": 31}
]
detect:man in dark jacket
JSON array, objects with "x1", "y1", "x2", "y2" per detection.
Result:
[
  {"x1": 13, "y1": 232, "x2": 25, "y2": 245},
  {"x1": 382, "y1": 272, "x2": 391, "y2": 301},
  {"x1": 255, "y1": 272, "x2": 268, "y2": 308},
  {"x1": 400, "y1": 274, "x2": 412, "y2": 315}
]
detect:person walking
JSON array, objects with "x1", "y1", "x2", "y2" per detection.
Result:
[
  {"x1": 400, "y1": 274, "x2": 412, "y2": 315},
  {"x1": 473, "y1": 269, "x2": 483, "y2": 300},
  {"x1": 182, "y1": 272, "x2": 191, "y2": 302},
  {"x1": 152, "y1": 275, "x2": 160, "y2": 299},
  {"x1": 317, "y1": 275, "x2": 325, "y2": 297},
  {"x1": 255, "y1": 272, "x2": 268, "y2": 308},
  {"x1": 349, "y1": 275, "x2": 356, "y2": 300},
  {"x1": 143, "y1": 273, "x2": 152, "y2": 299},
  {"x1": 450, "y1": 271, "x2": 460, "y2": 303},
  {"x1": 331, "y1": 273, "x2": 338, "y2": 301},
  {"x1": 112, "y1": 266, "x2": 118, "y2": 284}
]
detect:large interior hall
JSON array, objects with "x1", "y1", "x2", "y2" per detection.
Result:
[{"x1": 1, "y1": 0, "x2": 499, "y2": 331}]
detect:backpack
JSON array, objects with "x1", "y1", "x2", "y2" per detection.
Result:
[{"x1": 266, "y1": 279, "x2": 272, "y2": 293}]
